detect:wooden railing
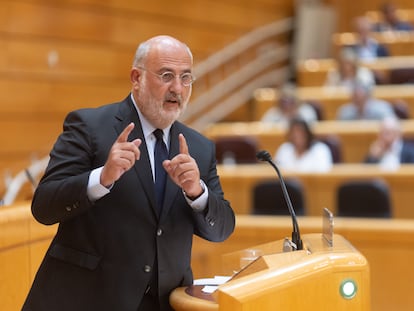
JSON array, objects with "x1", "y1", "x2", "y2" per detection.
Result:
[
  {"x1": 181, "y1": 18, "x2": 293, "y2": 131},
  {"x1": 0, "y1": 17, "x2": 294, "y2": 204}
]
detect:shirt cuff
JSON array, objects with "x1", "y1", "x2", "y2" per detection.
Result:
[
  {"x1": 184, "y1": 180, "x2": 208, "y2": 211},
  {"x1": 87, "y1": 167, "x2": 111, "y2": 202}
]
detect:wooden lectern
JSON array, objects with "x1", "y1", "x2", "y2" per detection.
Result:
[{"x1": 170, "y1": 233, "x2": 370, "y2": 310}]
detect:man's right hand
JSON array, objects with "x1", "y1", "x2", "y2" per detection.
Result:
[{"x1": 100, "y1": 122, "x2": 141, "y2": 187}]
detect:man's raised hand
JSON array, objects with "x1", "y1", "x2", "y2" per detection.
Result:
[
  {"x1": 163, "y1": 133, "x2": 203, "y2": 199},
  {"x1": 101, "y1": 122, "x2": 141, "y2": 187}
]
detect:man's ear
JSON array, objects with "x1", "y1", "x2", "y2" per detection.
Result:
[{"x1": 130, "y1": 68, "x2": 141, "y2": 86}]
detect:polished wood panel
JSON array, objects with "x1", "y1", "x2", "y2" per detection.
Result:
[
  {"x1": 296, "y1": 56, "x2": 414, "y2": 87},
  {"x1": 0, "y1": 202, "x2": 57, "y2": 311},
  {"x1": 191, "y1": 215, "x2": 414, "y2": 311},
  {"x1": 325, "y1": 0, "x2": 414, "y2": 33},
  {"x1": 204, "y1": 120, "x2": 414, "y2": 163},
  {"x1": 366, "y1": 8, "x2": 414, "y2": 25},
  {"x1": 0, "y1": 38, "x2": 133, "y2": 80},
  {"x1": 215, "y1": 163, "x2": 414, "y2": 218},
  {"x1": 332, "y1": 31, "x2": 414, "y2": 57},
  {"x1": 2, "y1": 202, "x2": 412, "y2": 311},
  {"x1": 0, "y1": 76, "x2": 128, "y2": 197},
  {"x1": 0, "y1": 0, "x2": 288, "y2": 61},
  {"x1": 253, "y1": 85, "x2": 414, "y2": 121},
  {"x1": 174, "y1": 233, "x2": 370, "y2": 311},
  {"x1": 0, "y1": 0, "x2": 293, "y2": 198}
]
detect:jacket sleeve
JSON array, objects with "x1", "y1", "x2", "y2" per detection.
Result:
[
  {"x1": 31, "y1": 110, "x2": 97, "y2": 225},
  {"x1": 191, "y1": 139, "x2": 235, "y2": 242}
]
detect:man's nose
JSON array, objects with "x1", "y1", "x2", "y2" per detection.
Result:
[{"x1": 169, "y1": 77, "x2": 184, "y2": 93}]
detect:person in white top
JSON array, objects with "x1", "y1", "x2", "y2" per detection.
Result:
[
  {"x1": 336, "y1": 81, "x2": 396, "y2": 121},
  {"x1": 261, "y1": 84, "x2": 317, "y2": 125},
  {"x1": 325, "y1": 47, "x2": 376, "y2": 90},
  {"x1": 274, "y1": 118, "x2": 333, "y2": 172}
]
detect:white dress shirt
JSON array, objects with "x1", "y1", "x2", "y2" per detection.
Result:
[{"x1": 87, "y1": 94, "x2": 208, "y2": 211}]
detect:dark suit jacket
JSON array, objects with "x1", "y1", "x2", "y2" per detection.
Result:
[
  {"x1": 22, "y1": 95, "x2": 235, "y2": 311},
  {"x1": 364, "y1": 140, "x2": 414, "y2": 164}
]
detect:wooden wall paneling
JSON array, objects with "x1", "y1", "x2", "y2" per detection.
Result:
[
  {"x1": 5, "y1": 0, "x2": 286, "y2": 31},
  {"x1": 0, "y1": 0, "x2": 293, "y2": 200},
  {"x1": 325, "y1": 0, "x2": 414, "y2": 33},
  {"x1": 1, "y1": 0, "x2": 286, "y2": 59},
  {"x1": 0, "y1": 38, "x2": 133, "y2": 80},
  {"x1": 0, "y1": 206, "x2": 31, "y2": 311},
  {"x1": 0, "y1": 78, "x2": 129, "y2": 117}
]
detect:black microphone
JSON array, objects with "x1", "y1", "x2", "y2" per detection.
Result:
[{"x1": 256, "y1": 150, "x2": 303, "y2": 251}]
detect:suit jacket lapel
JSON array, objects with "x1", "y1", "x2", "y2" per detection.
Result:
[{"x1": 114, "y1": 97, "x2": 158, "y2": 218}]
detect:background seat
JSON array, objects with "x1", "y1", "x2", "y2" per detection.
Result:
[
  {"x1": 391, "y1": 99, "x2": 410, "y2": 119},
  {"x1": 307, "y1": 100, "x2": 324, "y2": 121},
  {"x1": 389, "y1": 67, "x2": 414, "y2": 84},
  {"x1": 336, "y1": 179, "x2": 392, "y2": 218},
  {"x1": 252, "y1": 179, "x2": 306, "y2": 216},
  {"x1": 317, "y1": 134, "x2": 343, "y2": 163},
  {"x1": 214, "y1": 136, "x2": 259, "y2": 164}
]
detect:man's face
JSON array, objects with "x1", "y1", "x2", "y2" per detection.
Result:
[
  {"x1": 379, "y1": 123, "x2": 400, "y2": 147},
  {"x1": 352, "y1": 86, "x2": 369, "y2": 108},
  {"x1": 289, "y1": 124, "x2": 308, "y2": 152},
  {"x1": 132, "y1": 41, "x2": 193, "y2": 129}
]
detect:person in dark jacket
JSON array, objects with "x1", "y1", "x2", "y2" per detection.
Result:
[
  {"x1": 347, "y1": 16, "x2": 390, "y2": 62},
  {"x1": 22, "y1": 35, "x2": 235, "y2": 311}
]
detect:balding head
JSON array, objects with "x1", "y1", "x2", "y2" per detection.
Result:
[{"x1": 132, "y1": 35, "x2": 193, "y2": 68}]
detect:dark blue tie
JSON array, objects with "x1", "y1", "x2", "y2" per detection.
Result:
[{"x1": 153, "y1": 129, "x2": 168, "y2": 215}]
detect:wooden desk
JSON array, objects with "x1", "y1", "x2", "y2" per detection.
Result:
[
  {"x1": 191, "y1": 215, "x2": 414, "y2": 311},
  {"x1": 332, "y1": 31, "x2": 414, "y2": 57},
  {"x1": 1, "y1": 203, "x2": 412, "y2": 311},
  {"x1": 0, "y1": 202, "x2": 57, "y2": 311},
  {"x1": 296, "y1": 56, "x2": 414, "y2": 87},
  {"x1": 174, "y1": 233, "x2": 370, "y2": 310},
  {"x1": 365, "y1": 9, "x2": 414, "y2": 25},
  {"x1": 204, "y1": 120, "x2": 414, "y2": 163},
  {"x1": 253, "y1": 85, "x2": 414, "y2": 121},
  {"x1": 216, "y1": 163, "x2": 414, "y2": 218}
]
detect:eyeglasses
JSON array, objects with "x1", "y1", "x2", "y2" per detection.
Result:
[{"x1": 139, "y1": 67, "x2": 196, "y2": 86}]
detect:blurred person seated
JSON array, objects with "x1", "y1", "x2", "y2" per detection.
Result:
[
  {"x1": 325, "y1": 47, "x2": 376, "y2": 90},
  {"x1": 372, "y1": 1, "x2": 414, "y2": 32},
  {"x1": 347, "y1": 16, "x2": 390, "y2": 62},
  {"x1": 261, "y1": 84, "x2": 318, "y2": 125},
  {"x1": 274, "y1": 117, "x2": 333, "y2": 172},
  {"x1": 364, "y1": 117, "x2": 414, "y2": 169},
  {"x1": 336, "y1": 81, "x2": 396, "y2": 120}
]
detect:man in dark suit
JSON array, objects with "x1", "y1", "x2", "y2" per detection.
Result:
[
  {"x1": 348, "y1": 16, "x2": 390, "y2": 61},
  {"x1": 22, "y1": 35, "x2": 235, "y2": 311},
  {"x1": 364, "y1": 117, "x2": 414, "y2": 168}
]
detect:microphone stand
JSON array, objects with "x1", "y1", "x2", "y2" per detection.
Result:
[{"x1": 256, "y1": 150, "x2": 303, "y2": 251}]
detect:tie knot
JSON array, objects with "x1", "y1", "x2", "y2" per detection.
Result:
[{"x1": 153, "y1": 129, "x2": 164, "y2": 141}]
